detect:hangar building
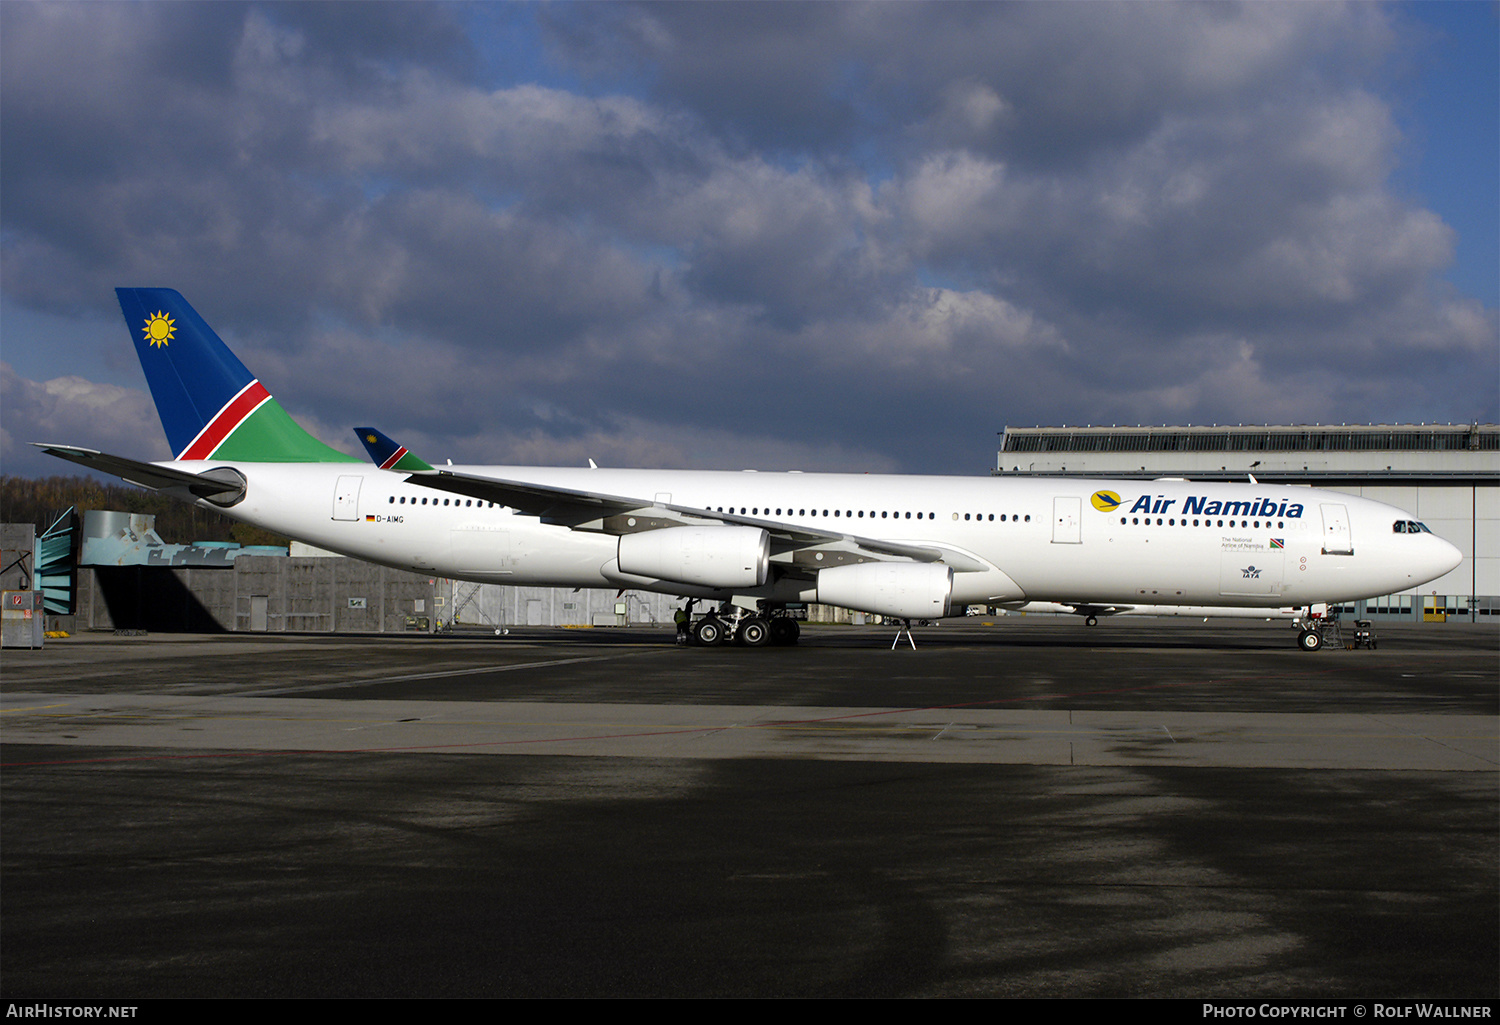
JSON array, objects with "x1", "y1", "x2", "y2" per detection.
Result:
[{"x1": 996, "y1": 423, "x2": 1498, "y2": 622}]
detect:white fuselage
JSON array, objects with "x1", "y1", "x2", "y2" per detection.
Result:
[{"x1": 174, "y1": 462, "x2": 1461, "y2": 612}]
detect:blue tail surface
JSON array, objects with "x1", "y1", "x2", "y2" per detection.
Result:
[
  {"x1": 354, "y1": 428, "x2": 434, "y2": 472},
  {"x1": 116, "y1": 288, "x2": 355, "y2": 463}
]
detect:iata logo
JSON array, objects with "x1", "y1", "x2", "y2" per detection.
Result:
[{"x1": 1091, "y1": 490, "x2": 1122, "y2": 513}]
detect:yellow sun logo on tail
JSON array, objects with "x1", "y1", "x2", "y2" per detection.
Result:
[{"x1": 143, "y1": 311, "x2": 175, "y2": 348}]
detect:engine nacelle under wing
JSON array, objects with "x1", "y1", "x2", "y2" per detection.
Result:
[
  {"x1": 617, "y1": 526, "x2": 770, "y2": 589},
  {"x1": 817, "y1": 562, "x2": 954, "y2": 619}
]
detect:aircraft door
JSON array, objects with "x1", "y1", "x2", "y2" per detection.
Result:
[
  {"x1": 332, "y1": 475, "x2": 363, "y2": 521},
  {"x1": 1219, "y1": 550, "x2": 1285, "y2": 596},
  {"x1": 248, "y1": 595, "x2": 269, "y2": 631},
  {"x1": 1052, "y1": 496, "x2": 1082, "y2": 544},
  {"x1": 1320, "y1": 503, "x2": 1353, "y2": 554}
]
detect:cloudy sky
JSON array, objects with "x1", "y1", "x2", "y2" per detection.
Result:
[{"x1": 3, "y1": 1, "x2": 1496, "y2": 479}]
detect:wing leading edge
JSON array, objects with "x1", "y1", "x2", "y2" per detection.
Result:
[{"x1": 402, "y1": 466, "x2": 968, "y2": 571}]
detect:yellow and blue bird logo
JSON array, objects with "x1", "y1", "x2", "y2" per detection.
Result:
[{"x1": 1091, "y1": 490, "x2": 1122, "y2": 513}]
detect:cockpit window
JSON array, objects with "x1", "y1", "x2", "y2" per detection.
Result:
[{"x1": 1392, "y1": 520, "x2": 1431, "y2": 534}]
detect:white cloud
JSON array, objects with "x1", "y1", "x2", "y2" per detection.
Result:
[
  {"x1": 0, "y1": 364, "x2": 167, "y2": 473},
  {"x1": 1, "y1": 1, "x2": 1492, "y2": 479}
]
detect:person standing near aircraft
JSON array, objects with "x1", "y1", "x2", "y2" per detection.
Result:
[{"x1": 675, "y1": 600, "x2": 696, "y2": 645}]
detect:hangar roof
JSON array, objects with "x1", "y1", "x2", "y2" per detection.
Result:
[
  {"x1": 995, "y1": 424, "x2": 1499, "y2": 482},
  {"x1": 1000, "y1": 423, "x2": 1497, "y2": 454}
]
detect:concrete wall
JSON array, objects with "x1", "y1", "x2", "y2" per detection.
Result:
[
  {"x1": 78, "y1": 557, "x2": 438, "y2": 634},
  {"x1": 445, "y1": 582, "x2": 676, "y2": 629},
  {"x1": 443, "y1": 582, "x2": 846, "y2": 628},
  {"x1": 1, "y1": 524, "x2": 36, "y2": 591},
  {"x1": 75, "y1": 556, "x2": 794, "y2": 633}
]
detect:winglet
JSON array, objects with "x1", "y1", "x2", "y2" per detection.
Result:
[{"x1": 354, "y1": 427, "x2": 435, "y2": 472}]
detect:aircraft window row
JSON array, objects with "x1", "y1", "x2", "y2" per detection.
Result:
[
  {"x1": 1391, "y1": 520, "x2": 1431, "y2": 533},
  {"x1": 1121, "y1": 516, "x2": 1285, "y2": 529},
  {"x1": 388, "y1": 496, "x2": 497, "y2": 507},
  {"x1": 718, "y1": 507, "x2": 937, "y2": 520},
  {"x1": 713, "y1": 506, "x2": 1031, "y2": 523}
]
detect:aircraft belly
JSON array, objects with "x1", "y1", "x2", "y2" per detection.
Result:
[
  {"x1": 1003, "y1": 533, "x2": 1220, "y2": 605},
  {"x1": 446, "y1": 524, "x2": 614, "y2": 586}
]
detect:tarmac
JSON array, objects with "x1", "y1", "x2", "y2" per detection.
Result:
[{"x1": 2, "y1": 618, "x2": 1495, "y2": 998}]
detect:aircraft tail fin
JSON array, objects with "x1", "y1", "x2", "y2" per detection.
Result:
[
  {"x1": 115, "y1": 287, "x2": 356, "y2": 463},
  {"x1": 354, "y1": 427, "x2": 435, "y2": 472}
]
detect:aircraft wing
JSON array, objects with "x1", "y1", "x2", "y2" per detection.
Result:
[
  {"x1": 32, "y1": 444, "x2": 247, "y2": 506},
  {"x1": 406, "y1": 467, "x2": 954, "y2": 569}
]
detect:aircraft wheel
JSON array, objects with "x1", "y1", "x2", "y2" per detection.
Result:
[
  {"x1": 1298, "y1": 629, "x2": 1323, "y2": 652},
  {"x1": 769, "y1": 618, "x2": 800, "y2": 645},
  {"x1": 694, "y1": 617, "x2": 724, "y2": 646},
  {"x1": 738, "y1": 617, "x2": 770, "y2": 647},
  {"x1": 1085, "y1": 615, "x2": 1098, "y2": 627}
]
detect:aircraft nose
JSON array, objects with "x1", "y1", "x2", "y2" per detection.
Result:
[
  {"x1": 1430, "y1": 536, "x2": 1463, "y2": 579},
  {"x1": 1403, "y1": 534, "x2": 1464, "y2": 590}
]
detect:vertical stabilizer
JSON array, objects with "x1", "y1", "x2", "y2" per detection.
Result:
[
  {"x1": 354, "y1": 428, "x2": 435, "y2": 472},
  {"x1": 116, "y1": 288, "x2": 356, "y2": 463}
]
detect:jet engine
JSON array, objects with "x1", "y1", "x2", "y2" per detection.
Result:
[
  {"x1": 817, "y1": 562, "x2": 954, "y2": 619},
  {"x1": 617, "y1": 526, "x2": 770, "y2": 589}
]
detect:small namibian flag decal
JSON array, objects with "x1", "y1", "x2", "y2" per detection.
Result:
[{"x1": 1270, "y1": 538, "x2": 1284, "y2": 549}]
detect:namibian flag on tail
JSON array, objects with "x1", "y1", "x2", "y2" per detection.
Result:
[
  {"x1": 354, "y1": 427, "x2": 434, "y2": 472},
  {"x1": 116, "y1": 288, "x2": 357, "y2": 463}
]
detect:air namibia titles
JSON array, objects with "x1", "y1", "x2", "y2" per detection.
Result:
[{"x1": 1128, "y1": 495, "x2": 1305, "y2": 518}]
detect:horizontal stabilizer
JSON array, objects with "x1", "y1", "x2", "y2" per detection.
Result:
[{"x1": 32, "y1": 444, "x2": 246, "y2": 507}]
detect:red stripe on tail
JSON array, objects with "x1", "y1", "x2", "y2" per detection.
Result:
[{"x1": 178, "y1": 381, "x2": 271, "y2": 460}]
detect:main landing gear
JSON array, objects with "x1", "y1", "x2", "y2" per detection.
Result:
[{"x1": 690, "y1": 604, "x2": 800, "y2": 647}]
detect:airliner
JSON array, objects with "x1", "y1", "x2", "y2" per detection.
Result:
[{"x1": 37, "y1": 288, "x2": 1461, "y2": 650}]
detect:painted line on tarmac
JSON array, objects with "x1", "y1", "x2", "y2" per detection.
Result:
[{"x1": 247, "y1": 649, "x2": 659, "y2": 694}]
